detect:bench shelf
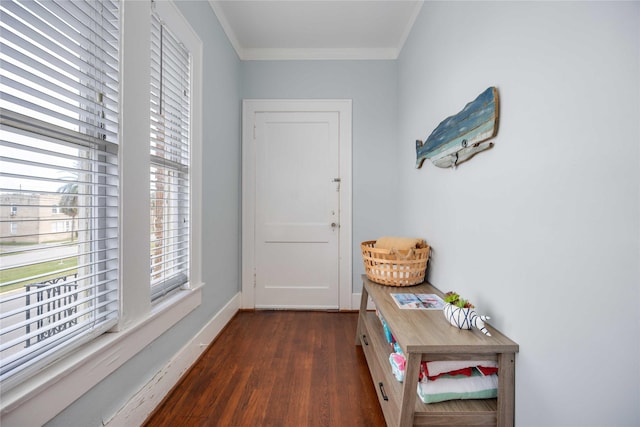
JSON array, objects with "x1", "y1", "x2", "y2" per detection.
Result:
[{"x1": 356, "y1": 275, "x2": 519, "y2": 426}]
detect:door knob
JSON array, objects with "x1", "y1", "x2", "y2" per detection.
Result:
[{"x1": 331, "y1": 222, "x2": 339, "y2": 228}]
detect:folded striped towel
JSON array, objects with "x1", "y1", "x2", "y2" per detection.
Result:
[{"x1": 422, "y1": 360, "x2": 498, "y2": 378}]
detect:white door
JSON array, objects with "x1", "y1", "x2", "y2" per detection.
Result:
[{"x1": 254, "y1": 111, "x2": 340, "y2": 308}]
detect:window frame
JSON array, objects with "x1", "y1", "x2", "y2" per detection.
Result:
[
  {"x1": 149, "y1": 9, "x2": 192, "y2": 302},
  {"x1": 0, "y1": 0, "x2": 121, "y2": 390},
  {"x1": 0, "y1": 1, "x2": 203, "y2": 424}
]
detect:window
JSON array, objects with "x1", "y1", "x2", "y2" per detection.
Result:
[
  {"x1": 149, "y1": 9, "x2": 191, "y2": 301},
  {"x1": 0, "y1": 0, "x2": 120, "y2": 389},
  {"x1": 0, "y1": 2, "x2": 202, "y2": 422}
]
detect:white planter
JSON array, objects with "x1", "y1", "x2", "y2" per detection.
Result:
[{"x1": 443, "y1": 303, "x2": 492, "y2": 336}]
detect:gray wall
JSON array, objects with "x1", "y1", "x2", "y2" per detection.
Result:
[
  {"x1": 242, "y1": 60, "x2": 401, "y2": 292},
  {"x1": 397, "y1": 2, "x2": 640, "y2": 426},
  {"x1": 46, "y1": 1, "x2": 640, "y2": 426}
]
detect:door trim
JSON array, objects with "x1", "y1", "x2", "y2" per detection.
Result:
[{"x1": 242, "y1": 99, "x2": 352, "y2": 310}]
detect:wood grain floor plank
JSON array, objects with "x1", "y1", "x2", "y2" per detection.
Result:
[{"x1": 144, "y1": 311, "x2": 385, "y2": 427}]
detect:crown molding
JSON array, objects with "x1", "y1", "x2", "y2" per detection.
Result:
[
  {"x1": 240, "y1": 47, "x2": 399, "y2": 61},
  {"x1": 398, "y1": 1, "x2": 423, "y2": 57},
  {"x1": 208, "y1": 0, "x2": 243, "y2": 60},
  {"x1": 208, "y1": 0, "x2": 422, "y2": 61}
]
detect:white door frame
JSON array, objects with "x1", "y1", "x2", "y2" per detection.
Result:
[{"x1": 242, "y1": 99, "x2": 352, "y2": 310}]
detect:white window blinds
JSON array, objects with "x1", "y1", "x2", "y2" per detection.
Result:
[
  {"x1": 0, "y1": 0, "x2": 120, "y2": 387},
  {"x1": 150, "y1": 11, "x2": 190, "y2": 301}
]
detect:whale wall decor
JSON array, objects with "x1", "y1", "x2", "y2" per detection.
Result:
[{"x1": 416, "y1": 87, "x2": 499, "y2": 169}]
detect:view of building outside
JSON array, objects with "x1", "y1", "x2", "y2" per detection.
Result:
[
  {"x1": 0, "y1": 190, "x2": 81, "y2": 361},
  {"x1": 0, "y1": 194, "x2": 78, "y2": 244}
]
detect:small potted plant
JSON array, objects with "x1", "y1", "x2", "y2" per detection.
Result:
[
  {"x1": 443, "y1": 292, "x2": 492, "y2": 336},
  {"x1": 443, "y1": 291, "x2": 474, "y2": 309}
]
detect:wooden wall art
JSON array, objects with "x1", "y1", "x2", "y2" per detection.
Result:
[{"x1": 416, "y1": 86, "x2": 499, "y2": 169}]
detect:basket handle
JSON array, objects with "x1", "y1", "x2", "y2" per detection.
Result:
[{"x1": 390, "y1": 248, "x2": 415, "y2": 260}]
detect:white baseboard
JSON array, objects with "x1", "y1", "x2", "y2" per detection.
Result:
[
  {"x1": 1, "y1": 287, "x2": 204, "y2": 427},
  {"x1": 106, "y1": 292, "x2": 241, "y2": 427}
]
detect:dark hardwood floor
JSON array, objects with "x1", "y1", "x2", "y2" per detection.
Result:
[{"x1": 143, "y1": 311, "x2": 386, "y2": 427}]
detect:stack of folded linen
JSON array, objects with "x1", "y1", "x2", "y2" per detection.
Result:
[
  {"x1": 376, "y1": 310, "x2": 395, "y2": 347},
  {"x1": 376, "y1": 310, "x2": 403, "y2": 353},
  {"x1": 389, "y1": 352, "x2": 406, "y2": 382},
  {"x1": 416, "y1": 360, "x2": 499, "y2": 404},
  {"x1": 375, "y1": 236, "x2": 427, "y2": 251},
  {"x1": 377, "y1": 311, "x2": 406, "y2": 382}
]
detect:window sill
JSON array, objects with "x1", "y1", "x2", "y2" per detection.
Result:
[{"x1": 0, "y1": 285, "x2": 202, "y2": 427}]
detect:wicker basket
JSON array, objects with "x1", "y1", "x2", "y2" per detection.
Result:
[{"x1": 361, "y1": 240, "x2": 430, "y2": 287}]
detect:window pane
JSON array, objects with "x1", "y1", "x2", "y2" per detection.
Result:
[
  {"x1": 0, "y1": 0, "x2": 119, "y2": 388},
  {"x1": 149, "y1": 12, "x2": 190, "y2": 301}
]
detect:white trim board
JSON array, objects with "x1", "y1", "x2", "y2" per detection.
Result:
[
  {"x1": 106, "y1": 293, "x2": 241, "y2": 426},
  {"x1": 207, "y1": 1, "x2": 424, "y2": 61},
  {"x1": 1, "y1": 287, "x2": 203, "y2": 427}
]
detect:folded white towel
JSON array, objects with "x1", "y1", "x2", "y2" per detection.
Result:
[{"x1": 417, "y1": 372, "x2": 498, "y2": 404}]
